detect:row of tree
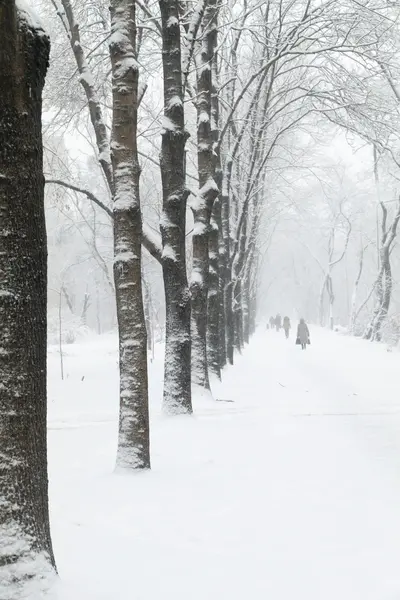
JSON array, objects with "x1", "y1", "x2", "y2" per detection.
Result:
[
  {"x1": 41, "y1": 0, "x2": 400, "y2": 472},
  {"x1": 3, "y1": 0, "x2": 400, "y2": 595}
]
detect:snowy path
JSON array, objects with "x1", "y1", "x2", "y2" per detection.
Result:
[{"x1": 48, "y1": 329, "x2": 400, "y2": 600}]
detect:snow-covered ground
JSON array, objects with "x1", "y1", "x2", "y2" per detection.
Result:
[{"x1": 49, "y1": 327, "x2": 400, "y2": 599}]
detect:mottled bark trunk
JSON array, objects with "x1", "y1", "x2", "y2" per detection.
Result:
[
  {"x1": 349, "y1": 246, "x2": 365, "y2": 334},
  {"x1": 207, "y1": 11, "x2": 222, "y2": 378},
  {"x1": 0, "y1": 3, "x2": 56, "y2": 594},
  {"x1": 242, "y1": 275, "x2": 250, "y2": 345},
  {"x1": 225, "y1": 280, "x2": 234, "y2": 365},
  {"x1": 221, "y1": 161, "x2": 233, "y2": 364},
  {"x1": 365, "y1": 247, "x2": 392, "y2": 342},
  {"x1": 191, "y1": 1, "x2": 219, "y2": 389},
  {"x1": 159, "y1": 0, "x2": 192, "y2": 414},
  {"x1": 143, "y1": 276, "x2": 153, "y2": 356},
  {"x1": 207, "y1": 204, "x2": 221, "y2": 378},
  {"x1": 249, "y1": 289, "x2": 257, "y2": 336},
  {"x1": 110, "y1": 0, "x2": 150, "y2": 469},
  {"x1": 233, "y1": 279, "x2": 244, "y2": 352}
]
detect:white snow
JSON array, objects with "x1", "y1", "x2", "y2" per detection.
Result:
[
  {"x1": 47, "y1": 327, "x2": 400, "y2": 599},
  {"x1": 161, "y1": 244, "x2": 177, "y2": 261},
  {"x1": 166, "y1": 16, "x2": 179, "y2": 29},
  {"x1": 16, "y1": 0, "x2": 46, "y2": 35},
  {"x1": 161, "y1": 116, "x2": 178, "y2": 133}
]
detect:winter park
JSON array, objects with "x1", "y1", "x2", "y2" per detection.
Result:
[{"x1": 4, "y1": 0, "x2": 400, "y2": 598}]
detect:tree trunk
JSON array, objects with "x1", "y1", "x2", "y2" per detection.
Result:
[
  {"x1": 225, "y1": 280, "x2": 235, "y2": 365},
  {"x1": 242, "y1": 275, "x2": 250, "y2": 345},
  {"x1": 207, "y1": 204, "x2": 221, "y2": 378},
  {"x1": 0, "y1": 3, "x2": 56, "y2": 594},
  {"x1": 221, "y1": 160, "x2": 233, "y2": 363},
  {"x1": 233, "y1": 278, "x2": 244, "y2": 352},
  {"x1": 191, "y1": 1, "x2": 219, "y2": 390},
  {"x1": 349, "y1": 244, "x2": 365, "y2": 333},
  {"x1": 366, "y1": 247, "x2": 392, "y2": 342},
  {"x1": 159, "y1": 0, "x2": 192, "y2": 414},
  {"x1": 208, "y1": 10, "x2": 223, "y2": 378},
  {"x1": 110, "y1": 0, "x2": 150, "y2": 469}
]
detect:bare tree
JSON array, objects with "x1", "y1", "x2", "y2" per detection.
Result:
[
  {"x1": 364, "y1": 198, "x2": 400, "y2": 341},
  {"x1": 190, "y1": 0, "x2": 220, "y2": 391},
  {"x1": 110, "y1": 0, "x2": 150, "y2": 469},
  {"x1": 159, "y1": 0, "x2": 192, "y2": 414}
]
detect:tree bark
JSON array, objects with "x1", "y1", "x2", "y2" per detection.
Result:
[
  {"x1": 110, "y1": 0, "x2": 150, "y2": 469},
  {"x1": 0, "y1": 2, "x2": 56, "y2": 594},
  {"x1": 207, "y1": 202, "x2": 221, "y2": 378},
  {"x1": 221, "y1": 160, "x2": 233, "y2": 364},
  {"x1": 159, "y1": 0, "x2": 192, "y2": 414},
  {"x1": 191, "y1": 7, "x2": 219, "y2": 390},
  {"x1": 207, "y1": 9, "x2": 223, "y2": 379},
  {"x1": 225, "y1": 280, "x2": 235, "y2": 365}
]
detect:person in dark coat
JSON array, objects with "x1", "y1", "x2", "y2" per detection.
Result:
[
  {"x1": 283, "y1": 316, "x2": 291, "y2": 339},
  {"x1": 269, "y1": 316, "x2": 275, "y2": 330},
  {"x1": 275, "y1": 313, "x2": 282, "y2": 332},
  {"x1": 296, "y1": 318, "x2": 310, "y2": 350}
]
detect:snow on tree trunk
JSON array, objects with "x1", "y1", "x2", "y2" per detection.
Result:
[
  {"x1": 0, "y1": 2, "x2": 56, "y2": 595},
  {"x1": 364, "y1": 200, "x2": 400, "y2": 342},
  {"x1": 159, "y1": 0, "x2": 192, "y2": 414},
  {"x1": 110, "y1": 0, "x2": 150, "y2": 469},
  {"x1": 225, "y1": 280, "x2": 235, "y2": 365},
  {"x1": 207, "y1": 204, "x2": 221, "y2": 378},
  {"x1": 191, "y1": 2, "x2": 219, "y2": 390},
  {"x1": 207, "y1": 12, "x2": 223, "y2": 379},
  {"x1": 221, "y1": 161, "x2": 233, "y2": 365}
]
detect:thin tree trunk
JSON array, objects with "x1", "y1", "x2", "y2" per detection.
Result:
[
  {"x1": 0, "y1": 3, "x2": 56, "y2": 594},
  {"x1": 349, "y1": 244, "x2": 365, "y2": 333},
  {"x1": 159, "y1": 0, "x2": 192, "y2": 414},
  {"x1": 110, "y1": 0, "x2": 150, "y2": 469},
  {"x1": 207, "y1": 204, "x2": 221, "y2": 378},
  {"x1": 143, "y1": 275, "x2": 153, "y2": 356},
  {"x1": 208, "y1": 8, "x2": 223, "y2": 378},
  {"x1": 233, "y1": 278, "x2": 244, "y2": 352},
  {"x1": 242, "y1": 274, "x2": 250, "y2": 344},
  {"x1": 191, "y1": 0, "x2": 219, "y2": 390},
  {"x1": 221, "y1": 159, "x2": 233, "y2": 364},
  {"x1": 225, "y1": 280, "x2": 235, "y2": 365}
]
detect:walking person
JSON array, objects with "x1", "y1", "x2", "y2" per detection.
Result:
[
  {"x1": 296, "y1": 318, "x2": 310, "y2": 350},
  {"x1": 275, "y1": 313, "x2": 282, "y2": 332},
  {"x1": 269, "y1": 316, "x2": 275, "y2": 330},
  {"x1": 283, "y1": 316, "x2": 291, "y2": 339}
]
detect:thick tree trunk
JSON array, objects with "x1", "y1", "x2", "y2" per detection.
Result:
[
  {"x1": 0, "y1": 2, "x2": 56, "y2": 594},
  {"x1": 110, "y1": 0, "x2": 150, "y2": 469},
  {"x1": 159, "y1": 0, "x2": 192, "y2": 414}
]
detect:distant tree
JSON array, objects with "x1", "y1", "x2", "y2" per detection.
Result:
[{"x1": 0, "y1": 0, "x2": 56, "y2": 595}]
